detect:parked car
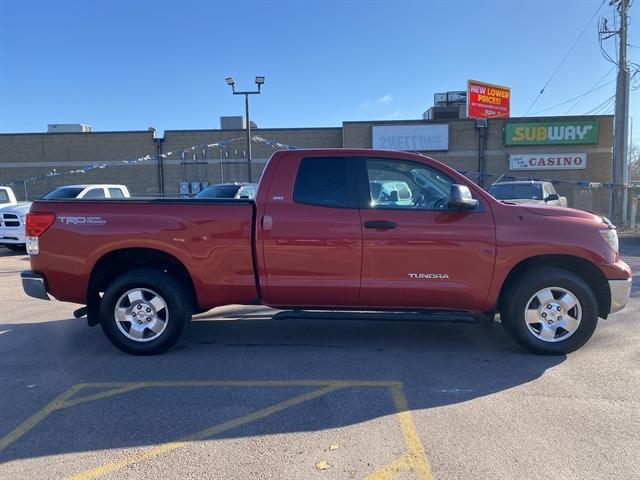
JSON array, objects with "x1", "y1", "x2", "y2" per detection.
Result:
[
  {"x1": 21, "y1": 150, "x2": 630, "y2": 356},
  {"x1": 195, "y1": 183, "x2": 257, "y2": 200},
  {"x1": 488, "y1": 181, "x2": 568, "y2": 207},
  {"x1": 0, "y1": 184, "x2": 129, "y2": 251}
]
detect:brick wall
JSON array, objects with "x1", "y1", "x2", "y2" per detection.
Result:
[
  {"x1": 0, "y1": 131, "x2": 157, "y2": 199},
  {"x1": 0, "y1": 116, "x2": 613, "y2": 205}
]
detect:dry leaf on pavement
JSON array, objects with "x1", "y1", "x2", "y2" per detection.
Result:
[{"x1": 315, "y1": 461, "x2": 332, "y2": 470}]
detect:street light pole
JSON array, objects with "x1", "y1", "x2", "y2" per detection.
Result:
[
  {"x1": 225, "y1": 76, "x2": 265, "y2": 183},
  {"x1": 245, "y1": 93, "x2": 251, "y2": 181}
]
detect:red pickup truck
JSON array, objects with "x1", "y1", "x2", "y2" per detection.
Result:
[{"x1": 21, "y1": 149, "x2": 632, "y2": 355}]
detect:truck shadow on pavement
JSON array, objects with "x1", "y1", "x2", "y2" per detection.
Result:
[{"x1": 0, "y1": 311, "x2": 566, "y2": 468}]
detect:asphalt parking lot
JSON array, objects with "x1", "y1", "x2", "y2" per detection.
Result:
[{"x1": 0, "y1": 241, "x2": 638, "y2": 480}]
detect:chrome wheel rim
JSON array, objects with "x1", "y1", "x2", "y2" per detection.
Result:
[
  {"x1": 525, "y1": 287, "x2": 582, "y2": 343},
  {"x1": 114, "y1": 288, "x2": 169, "y2": 342}
]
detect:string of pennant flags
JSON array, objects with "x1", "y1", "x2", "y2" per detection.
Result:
[
  {"x1": 1, "y1": 136, "x2": 633, "y2": 189},
  {"x1": 2, "y1": 136, "x2": 300, "y2": 188}
]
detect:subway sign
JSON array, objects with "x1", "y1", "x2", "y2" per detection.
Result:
[{"x1": 505, "y1": 120, "x2": 599, "y2": 145}]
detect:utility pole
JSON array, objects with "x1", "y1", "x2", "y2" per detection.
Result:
[{"x1": 612, "y1": 0, "x2": 630, "y2": 225}]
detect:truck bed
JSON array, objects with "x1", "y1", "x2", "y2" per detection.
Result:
[{"x1": 28, "y1": 198, "x2": 258, "y2": 309}]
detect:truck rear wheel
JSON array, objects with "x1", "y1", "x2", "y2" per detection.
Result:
[
  {"x1": 99, "y1": 269, "x2": 191, "y2": 355},
  {"x1": 501, "y1": 268, "x2": 598, "y2": 355}
]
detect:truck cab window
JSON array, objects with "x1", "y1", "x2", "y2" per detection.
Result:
[
  {"x1": 108, "y1": 188, "x2": 125, "y2": 198},
  {"x1": 83, "y1": 188, "x2": 106, "y2": 199},
  {"x1": 293, "y1": 157, "x2": 350, "y2": 208},
  {"x1": 365, "y1": 158, "x2": 455, "y2": 210}
]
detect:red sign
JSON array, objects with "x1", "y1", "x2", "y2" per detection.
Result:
[{"x1": 467, "y1": 80, "x2": 510, "y2": 118}]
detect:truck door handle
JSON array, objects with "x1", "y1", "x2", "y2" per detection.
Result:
[
  {"x1": 364, "y1": 220, "x2": 397, "y2": 230},
  {"x1": 261, "y1": 215, "x2": 273, "y2": 231}
]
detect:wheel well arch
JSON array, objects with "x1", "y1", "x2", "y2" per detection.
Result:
[
  {"x1": 497, "y1": 254, "x2": 611, "y2": 318},
  {"x1": 88, "y1": 248, "x2": 198, "y2": 310}
]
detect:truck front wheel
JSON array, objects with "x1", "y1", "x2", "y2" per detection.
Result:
[
  {"x1": 501, "y1": 268, "x2": 598, "y2": 355},
  {"x1": 99, "y1": 269, "x2": 191, "y2": 355}
]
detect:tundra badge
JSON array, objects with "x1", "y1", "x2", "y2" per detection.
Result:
[{"x1": 408, "y1": 273, "x2": 450, "y2": 279}]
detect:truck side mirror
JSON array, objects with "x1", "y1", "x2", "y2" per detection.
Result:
[
  {"x1": 449, "y1": 184, "x2": 478, "y2": 210},
  {"x1": 545, "y1": 193, "x2": 560, "y2": 202}
]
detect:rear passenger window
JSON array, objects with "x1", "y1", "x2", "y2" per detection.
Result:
[
  {"x1": 108, "y1": 188, "x2": 125, "y2": 198},
  {"x1": 293, "y1": 157, "x2": 350, "y2": 208},
  {"x1": 83, "y1": 188, "x2": 106, "y2": 198}
]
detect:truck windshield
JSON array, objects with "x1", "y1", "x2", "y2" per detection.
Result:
[
  {"x1": 0, "y1": 190, "x2": 9, "y2": 202},
  {"x1": 195, "y1": 185, "x2": 241, "y2": 199},
  {"x1": 488, "y1": 184, "x2": 542, "y2": 200},
  {"x1": 43, "y1": 187, "x2": 85, "y2": 199}
]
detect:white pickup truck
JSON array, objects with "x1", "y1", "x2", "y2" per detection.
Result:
[
  {"x1": 0, "y1": 184, "x2": 129, "y2": 251},
  {"x1": 0, "y1": 186, "x2": 18, "y2": 209}
]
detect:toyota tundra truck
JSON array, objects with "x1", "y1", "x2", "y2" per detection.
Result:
[{"x1": 21, "y1": 149, "x2": 632, "y2": 355}]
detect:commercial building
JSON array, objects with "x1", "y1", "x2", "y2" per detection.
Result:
[{"x1": 0, "y1": 114, "x2": 613, "y2": 214}]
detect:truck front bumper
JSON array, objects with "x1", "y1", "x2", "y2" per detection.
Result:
[
  {"x1": 21, "y1": 271, "x2": 50, "y2": 301},
  {"x1": 609, "y1": 278, "x2": 632, "y2": 314}
]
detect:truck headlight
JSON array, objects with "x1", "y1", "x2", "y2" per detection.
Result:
[{"x1": 599, "y1": 228, "x2": 619, "y2": 252}]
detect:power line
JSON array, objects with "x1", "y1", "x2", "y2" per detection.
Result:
[
  {"x1": 584, "y1": 94, "x2": 616, "y2": 114},
  {"x1": 528, "y1": 76, "x2": 615, "y2": 115},
  {"x1": 523, "y1": 0, "x2": 607, "y2": 116},
  {"x1": 565, "y1": 65, "x2": 616, "y2": 113}
]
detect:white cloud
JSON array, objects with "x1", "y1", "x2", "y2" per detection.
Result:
[
  {"x1": 360, "y1": 99, "x2": 371, "y2": 108},
  {"x1": 386, "y1": 110, "x2": 401, "y2": 119},
  {"x1": 375, "y1": 94, "x2": 393, "y2": 104}
]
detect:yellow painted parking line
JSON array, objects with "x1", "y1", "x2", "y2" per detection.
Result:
[
  {"x1": 391, "y1": 385, "x2": 434, "y2": 480},
  {"x1": 0, "y1": 383, "x2": 85, "y2": 453},
  {"x1": 61, "y1": 384, "x2": 147, "y2": 409},
  {"x1": 0, "y1": 380, "x2": 433, "y2": 479},
  {"x1": 0, "y1": 380, "x2": 399, "y2": 454},
  {"x1": 67, "y1": 385, "x2": 342, "y2": 480},
  {"x1": 65, "y1": 380, "x2": 403, "y2": 388},
  {"x1": 365, "y1": 453, "x2": 413, "y2": 480},
  {"x1": 364, "y1": 386, "x2": 434, "y2": 480}
]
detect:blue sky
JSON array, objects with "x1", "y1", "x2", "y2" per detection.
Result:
[{"x1": 0, "y1": 0, "x2": 638, "y2": 141}]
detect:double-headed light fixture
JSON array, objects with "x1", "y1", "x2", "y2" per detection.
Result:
[{"x1": 224, "y1": 76, "x2": 265, "y2": 183}]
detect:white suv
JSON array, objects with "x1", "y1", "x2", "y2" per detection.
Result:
[{"x1": 0, "y1": 184, "x2": 129, "y2": 251}]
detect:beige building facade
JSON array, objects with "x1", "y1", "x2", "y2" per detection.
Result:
[{"x1": 0, "y1": 115, "x2": 613, "y2": 213}]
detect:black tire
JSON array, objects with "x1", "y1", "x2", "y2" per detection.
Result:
[
  {"x1": 5, "y1": 244, "x2": 26, "y2": 252},
  {"x1": 99, "y1": 268, "x2": 191, "y2": 355},
  {"x1": 500, "y1": 268, "x2": 598, "y2": 355}
]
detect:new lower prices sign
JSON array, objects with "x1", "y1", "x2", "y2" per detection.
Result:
[
  {"x1": 372, "y1": 125, "x2": 449, "y2": 151},
  {"x1": 509, "y1": 153, "x2": 587, "y2": 171},
  {"x1": 467, "y1": 80, "x2": 510, "y2": 118},
  {"x1": 505, "y1": 121, "x2": 599, "y2": 145}
]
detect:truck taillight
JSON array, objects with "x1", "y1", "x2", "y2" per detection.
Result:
[{"x1": 26, "y1": 213, "x2": 55, "y2": 237}]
